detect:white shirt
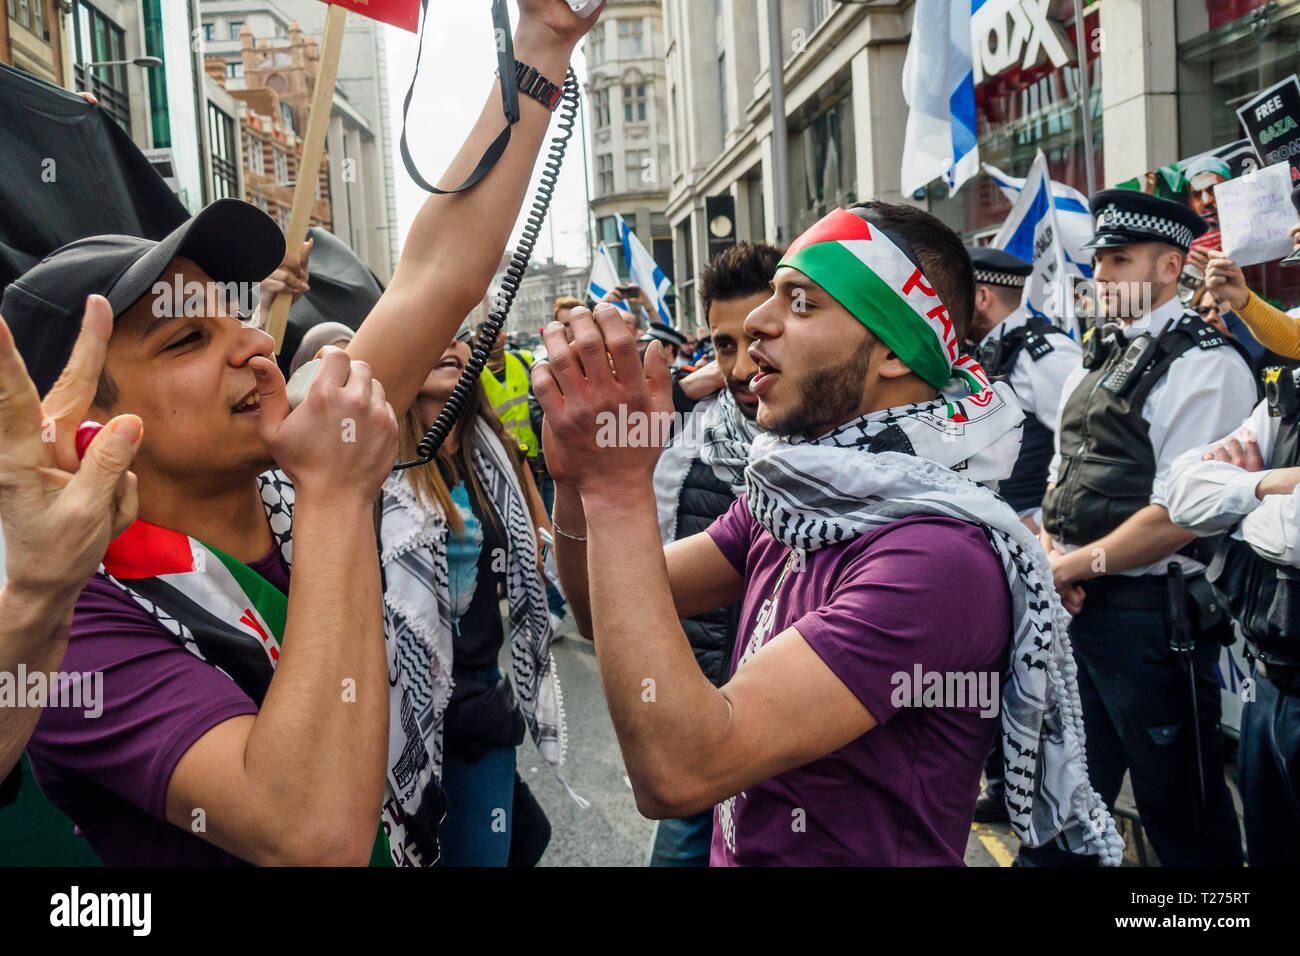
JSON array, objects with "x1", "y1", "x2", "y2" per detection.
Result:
[
  {"x1": 1046, "y1": 296, "x2": 1258, "y2": 576},
  {"x1": 1164, "y1": 388, "x2": 1300, "y2": 567},
  {"x1": 978, "y1": 308, "x2": 1083, "y2": 433},
  {"x1": 978, "y1": 309, "x2": 1082, "y2": 520}
]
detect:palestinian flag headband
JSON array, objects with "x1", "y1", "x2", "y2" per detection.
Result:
[{"x1": 779, "y1": 207, "x2": 985, "y2": 393}]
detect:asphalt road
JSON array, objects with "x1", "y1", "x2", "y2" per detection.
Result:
[{"x1": 509, "y1": 620, "x2": 1023, "y2": 867}]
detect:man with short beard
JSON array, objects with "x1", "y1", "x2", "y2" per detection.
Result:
[
  {"x1": 644, "y1": 241, "x2": 778, "y2": 866},
  {"x1": 539, "y1": 202, "x2": 1120, "y2": 866},
  {"x1": 1038, "y1": 189, "x2": 1257, "y2": 867}
]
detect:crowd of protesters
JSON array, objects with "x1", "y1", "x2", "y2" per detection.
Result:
[{"x1": 4, "y1": 0, "x2": 1300, "y2": 870}]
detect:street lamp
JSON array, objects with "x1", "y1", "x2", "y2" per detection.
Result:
[{"x1": 82, "y1": 56, "x2": 162, "y2": 71}]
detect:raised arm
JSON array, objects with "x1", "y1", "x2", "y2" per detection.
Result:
[
  {"x1": 165, "y1": 349, "x2": 398, "y2": 865},
  {"x1": 0, "y1": 300, "x2": 141, "y2": 779},
  {"x1": 349, "y1": 1, "x2": 604, "y2": 420}
]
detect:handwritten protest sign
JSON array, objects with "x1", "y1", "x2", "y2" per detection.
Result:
[{"x1": 1215, "y1": 161, "x2": 1297, "y2": 267}]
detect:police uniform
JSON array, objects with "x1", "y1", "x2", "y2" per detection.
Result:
[
  {"x1": 966, "y1": 248, "x2": 1083, "y2": 520},
  {"x1": 1036, "y1": 190, "x2": 1257, "y2": 866},
  {"x1": 1164, "y1": 367, "x2": 1300, "y2": 865}
]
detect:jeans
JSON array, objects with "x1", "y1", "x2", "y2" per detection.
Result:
[
  {"x1": 438, "y1": 668, "x2": 518, "y2": 867},
  {"x1": 1237, "y1": 672, "x2": 1300, "y2": 866},
  {"x1": 647, "y1": 810, "x2": 713, "y2": 867}
]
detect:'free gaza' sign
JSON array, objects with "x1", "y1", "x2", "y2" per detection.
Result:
[{"x1": 1237, "y1": 75, "x2": 1300, "y2": 183}]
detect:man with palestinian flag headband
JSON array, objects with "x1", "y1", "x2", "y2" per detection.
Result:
[{"x1": 538, "y1": 200, "x2": 1122, "y2": 865}]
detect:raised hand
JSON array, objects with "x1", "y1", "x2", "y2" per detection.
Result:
[
  {"x1": 0, "y1": 296, "x2": 142, "y2": 608},
  {"x1": 517, "y1": 0, "x2": 607, "y2": 47},
  {"x1": 531, "y1": 303, "x2": 672, "y2": 495},
  {"x1": 250, "y1": 346, "x2": 397, "y2": 504}
]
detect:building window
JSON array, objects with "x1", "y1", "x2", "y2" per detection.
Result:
[
  {"x1": 202, "y1": 23, "x2": 215, "y2": 42},
  {"x1": 274, "y1": 148, "x2": 288, "y2": 185},
  {"x1": 810, "y1": 0, "x2": 835, "y2": 31},
  {"x1": 247, "y1": 135, "x2": 265, "y2": 176},
  {"x1": 789, "y1": 74, "x2": 857, "y2": 234},
  {"x1": 208, "y1": 104, "x2": 239, "y2": 201},
  {"x1": 226, "y1": 61, "x2": 244, "y2": 80},
  {"x1": 625, "y1": 149, "x2": 652, "y2": 189},
  {"x1": 589, "y1": 25, "x2": 605, "y2": 64},
  {"x1": 596, "y1": 153, "x2": 614, "y2": 196},
  {"x1": 618, "y1": 19, "x2": 644, "y2": 58},
  {"x1": 623, "y1": 83, "x2": 646, "y2": 123},
  {"x1": 228, "y1": 20, "x2": 243, "y2": 40},
  {"x1": 279, "y1": 102, "x2": 295, "y2": 132},
  {"x1": 10, "y1": 0, "x2": 46, "y2": 37},
  {"x1": 72, "y1": 2, "x2": 130, "y2": 130},
  {"x1": 592, "y1": 88, "x2": 610, "y2": 128}
]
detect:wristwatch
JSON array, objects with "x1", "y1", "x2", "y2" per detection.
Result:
[{"x1": 504, "y1": 60, "x2": 564, "y2": 112}]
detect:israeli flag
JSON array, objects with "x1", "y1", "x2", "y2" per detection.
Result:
[
  {"x1": 991, "y1": 150, "x2": 1088, "y2": 332},
  {"x1": 901, "y1": 0, "x2": 978, "y2": 195},
  {"x1": 588, "y1": 243, "x2": 630, "y2": 314},
  {"x1": 982, "y1": 161, "x2": 1094, "y2": 275},
  {"x1": 617, "y1": 214, "x2": 674, "y2": 327}
]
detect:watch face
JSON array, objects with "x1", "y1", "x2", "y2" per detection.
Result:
[{"x1": 710, "y1": 215, "x2": 733, "y2": 238}]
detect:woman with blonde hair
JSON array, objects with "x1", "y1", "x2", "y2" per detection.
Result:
[{"x1": 380, "y1": 321, "x2": 567, "y2": 867}]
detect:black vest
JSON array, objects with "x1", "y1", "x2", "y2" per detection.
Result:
[
  {"x1": 1207, "y1": 371, "x2": 1300, "y2": 668},
  {"x1": 978, "y1": 314, "x2": 1063, "y2": 514},
  {"x1": 1043, "y1": 312, "x2": 1252, "y2": 546},
  {"x1": 675, "y1": 458, "x2": 741, "y2": 686}
]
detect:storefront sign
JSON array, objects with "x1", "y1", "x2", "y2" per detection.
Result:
[
  {"x1": 1237, "y1": 75, "x2": 1300, "y2": 183},
  {"x1": 971, "y1": 0, "x2": 1075, "y2": 86}
]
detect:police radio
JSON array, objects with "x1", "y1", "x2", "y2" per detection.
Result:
[
  {"x1": 285, "y1": 0, "x2": 584, "y2": 471},
  {"x1": 1264, "y1": 366, "x2": 1300, "y2": 419}
]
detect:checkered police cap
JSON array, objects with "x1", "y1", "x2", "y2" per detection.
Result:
[{"x1": 1083, "y1": 188, "x2": 1208, "y2": 252}]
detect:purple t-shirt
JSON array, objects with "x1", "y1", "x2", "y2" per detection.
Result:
[
  {"x1": 705, "y1": 499, "x2": 1011, "y2": 866},
  {"x1": 23, "y1": 548, "x2": 287, "y2": 866}
]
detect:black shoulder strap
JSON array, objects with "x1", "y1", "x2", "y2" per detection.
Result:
[
  {"x1": 399, "y1": 0, "x2": 519, "y2": 195},
  {"x1": 1126, "y1": 313, "x2": 1234, "y2": 410}
]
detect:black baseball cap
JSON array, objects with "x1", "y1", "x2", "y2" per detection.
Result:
[{"x1": 1, "y1": 198, "x2": 285, "y2": 396}]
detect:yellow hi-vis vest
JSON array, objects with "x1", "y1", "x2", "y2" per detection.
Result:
[{"x1": 482, "y1": 350, "x2": 540, "y2": 459}]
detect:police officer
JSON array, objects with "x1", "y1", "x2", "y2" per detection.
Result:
[
  {"x1": 1165, "y1": 362, "x2": 1300, "y2": 866},
  {"x1": 1035, "y1": 190, "x2": 1257, "y2": 866},
  {"x1": 964, "y1": 247, "x2": 1083, "y2": 823}
]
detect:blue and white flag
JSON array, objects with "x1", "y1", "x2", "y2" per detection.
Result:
[
  {"x1": 991, "y1": 150, "x2": 1087, "y2": 332},
  {"x1": 617, "y1": 214, "x2": 674, "y2": 327},
  {"x1": 983, "y1": 161, "x2": 1094, "y2": 274},
  {"x1": 901, "y1": 0, "x2": 978, "y2": 195},
  {"x1": 588, "y1": 242, "x2": 631, "y2": 313}
]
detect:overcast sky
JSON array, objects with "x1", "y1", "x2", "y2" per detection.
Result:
[{"x1": 381, "y1": 4, "x2": 594, "y2": 270}]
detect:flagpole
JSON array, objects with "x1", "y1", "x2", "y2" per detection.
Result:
[
  {"x1": 766, "y1": 0, "x2": 791, "y2": 244},
  {"x1": 1072, "y1": 0, "x2": 1097, "y2": 197}
]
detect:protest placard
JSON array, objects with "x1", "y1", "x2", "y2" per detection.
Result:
[
  {"x1": 1215, "y1": 161, "x2": 1298, "y2": 267},
  {"x1": 1237, "y1": 75, "x2": 1300, "y2": 184}
]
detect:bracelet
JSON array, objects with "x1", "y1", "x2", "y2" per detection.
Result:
[
  {"x1": 551, "y1": 520, "x2": 588, "y2": 544},
  {"x1": 495, "y1": 59, "x2": 564, "y2": 112}
]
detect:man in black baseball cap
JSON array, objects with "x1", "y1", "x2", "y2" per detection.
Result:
[
  {"x1": 7, "y1": 0, "x2": 605, "y2": 868},
  {"x1": 2, "y1": 198, "x2": 285, "y2": 397}
]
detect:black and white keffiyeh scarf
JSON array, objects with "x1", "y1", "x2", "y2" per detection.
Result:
[
  {"x1": 654, "y1": 387, "x2": 759, "y2": 542},
  {"x1": 103, "y1": 468, "x2": 446, "y2": 866},
  {"x1": 743, "y1": 379, "x2": 1124, "y2": 864},
  {"x1": 379, "y1": 415, "x2": 569, "y2": 859}
]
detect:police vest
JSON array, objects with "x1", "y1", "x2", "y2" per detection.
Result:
[
  {"x1": 1207, "y1": 369, "x2": 1300, "y2": 668},
  {"x1": 1042, "y1": 313, "x2": 1253, "y2": 546},
  {"x1": 482, "y1": 351, "x2": 540, "y2": 459},
  {"x1": 977, "y1": 314, "x2": 1062, "y2": 514}
]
